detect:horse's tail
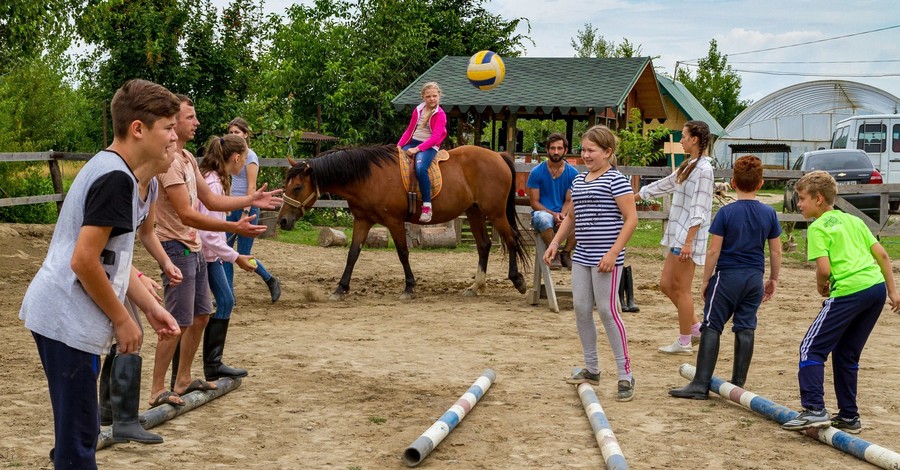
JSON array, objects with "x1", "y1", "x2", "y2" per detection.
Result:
[{"x1": 500, "y1": 152, "x2": 530, "y2": 270}]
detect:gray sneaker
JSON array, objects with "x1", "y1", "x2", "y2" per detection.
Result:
[
  {"x1": 616, "y1": 378, "x2": 635, "y2": 402},
  {"x1": 782, "y1": 408, "x2": 831, "y2": 431},
  {"x1": 831, "y1": 414, "x2": 861, "y2": 434},
  {"x1": 566, "y1": 368, "x2": 600, "y2": 386}
]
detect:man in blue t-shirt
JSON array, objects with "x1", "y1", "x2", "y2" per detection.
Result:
[{"x1": 527, "y1": 132, "x2": 579, "y2": 268}]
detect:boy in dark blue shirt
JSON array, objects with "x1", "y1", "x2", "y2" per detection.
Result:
[{"x1": 670, "y1": 155, "x2": 782, "y2": 399}]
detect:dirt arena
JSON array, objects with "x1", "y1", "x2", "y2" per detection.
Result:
[{"x1": 1, "y1": 222, "x2": 898, "y2": 469}]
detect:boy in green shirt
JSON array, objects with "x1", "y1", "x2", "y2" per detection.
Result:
[{"x1": 782, "y1": 171, "x2": 900, "y2": 433}]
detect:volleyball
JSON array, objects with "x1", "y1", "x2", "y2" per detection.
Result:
[{"x1": 467, "y1": 50, "x2": 505, "y2": 91}]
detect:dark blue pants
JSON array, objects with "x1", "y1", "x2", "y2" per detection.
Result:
[
  {"x1": 798, "y1": 282, "x2": 886, "y2": 417},
  {"x1": 225, "y1": 207, "x2": 272, "y2": 291},
  {"x1": 701, "y1": 270, "x2": 763, "y2": 333},
  {"x1": 33, "y1": 332, "x2": 100, "y2": 470},
  {"x1": 402, "y1": 139, "x2": 438, "y2": 203},
  {"x1": 208, "y1": 260, "x2": 235, "y2": 320}
]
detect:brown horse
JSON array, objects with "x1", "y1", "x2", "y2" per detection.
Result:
[{"x1": 278, "y1": 144, "x2": 528, "y2": 300}]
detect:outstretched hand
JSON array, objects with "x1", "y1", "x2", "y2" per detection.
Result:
[
  {"x1": 235, "y1": 213, "x2": 267, "y2": 238},
  {"x1": 251, "y1": 183, "x2": 284, "y2": 210}
]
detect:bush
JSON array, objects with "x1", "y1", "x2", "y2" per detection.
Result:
[{"x1": 0, "y1": 163, "x2": 58, "y2": 223}]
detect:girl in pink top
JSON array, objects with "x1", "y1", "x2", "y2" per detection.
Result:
[
  {"x1": 398, "y1": 81, "x2": 447, "y2": 223},
  {"x1": 197, "y1": 134, "x2": 256, "y2": 380}
]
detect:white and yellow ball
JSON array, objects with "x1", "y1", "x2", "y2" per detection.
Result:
[{"x1": 467, "y1": 50, "x2": 505, "y2": 91}]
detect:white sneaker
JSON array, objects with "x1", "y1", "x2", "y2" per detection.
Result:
[
  {"x1": 658, "y1": 339, "x2": 693, "y2": 355},
  {"x1": 419, "y1": 205, "x2": 432, "y2": 223}
]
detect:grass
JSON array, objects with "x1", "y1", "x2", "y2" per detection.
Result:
[{"x1": 368, "y1": 416, "x2": 386, "y2": 425}]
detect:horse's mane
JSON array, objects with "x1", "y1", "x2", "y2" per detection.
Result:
[{"x1": 287, "y1": 145, "x2": 397, "y2": 187}]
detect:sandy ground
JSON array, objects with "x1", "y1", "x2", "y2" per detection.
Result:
[{"x1": 1, "y1": 221, "x2": 899, "y2": 469}]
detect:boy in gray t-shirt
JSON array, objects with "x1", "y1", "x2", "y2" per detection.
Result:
[{"x1": 19, "y1": 80, "x2": 181, "y2": 469}]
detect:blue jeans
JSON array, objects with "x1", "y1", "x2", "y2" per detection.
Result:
[
  {"x1": 33, "y1": 332, "x2": 100, "y2": 469},
  {"x1": 225, "y1": 207, "x2": 272, "y2": 292},
  {"x1": 401, "y1": 139, "x2": 437, "y2": 203},
  {"x1": 208, "y1": 260, "x2": 235, "y2": 320},
  {"x1": 530, "y1": 210, "x2": 555, "y2": 232}
]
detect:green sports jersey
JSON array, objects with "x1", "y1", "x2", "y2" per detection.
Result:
[{"x1": 807, "y1": 210, "x2": 884, "y2": 298}]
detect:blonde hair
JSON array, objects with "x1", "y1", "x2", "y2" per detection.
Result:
[
  {"x1": 421, "y1": 81, "x2": 442, "y2": 97},
  {"x1": 795, "y1": 170, "x2": 837, "y2": 205},
  {"x1": 581, "y1": 125, "x2": 619, "y2": 166}
]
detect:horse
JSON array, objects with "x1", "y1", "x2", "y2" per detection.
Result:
[{"x1": 278, "y1": 144, "x2": 529, "y2": 300}]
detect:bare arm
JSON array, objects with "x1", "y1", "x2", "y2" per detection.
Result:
[
  {"x1": 815, "y1": 257, "x2": 831, "y2": 297},
  {"x1": 763, "y1": 237, "x2": 782, "y2": 301},
  {"x1": 243, "y1": 162, "x2": 259, "y2": 212},
  {"x1": 138, "y1": 203, "x2": 182, "y2": 287},
  {"x1": 871, "y1": 242, "x2": 900, "y2": 312},
  {"x1": 543, "y1": 192, "x2": 575, "y2": 265},
  {"x1": 597, "y1": 193, "x2": 638, "y2": 272},
  {"x1": 164, "y1": 183, "x2": 266, "y2": 238},
  {"x1": 125, "y1": 268, "x2": 180, "y2": 341},
  {"x1": 71, "y1": 226, "x2": 141, "y2": 353}
]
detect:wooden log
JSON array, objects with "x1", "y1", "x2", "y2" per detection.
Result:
[
  {"x1": 405, "y1": 222, "x2": 422, "y2": 248},
  {"x1": 258, "y1": 210, "x2": 278, "y2": 239},
  {"x1": 365, "y1": 227, "x2": 389, "y2": 248},
  {"x1": 318, "y1": 227, "x2": 348, "y2": 247},
  {"x1": 420, "y1": 225, "x2": 458, "y2": 248}
]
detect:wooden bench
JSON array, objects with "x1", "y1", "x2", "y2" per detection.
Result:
[{"x1": 527, "y1": 232, "x2": 572, "y2": 313}]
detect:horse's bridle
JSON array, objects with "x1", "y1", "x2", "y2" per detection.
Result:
[{"x1": 281, "y1": 179, "x2": 320, "y2": 215}]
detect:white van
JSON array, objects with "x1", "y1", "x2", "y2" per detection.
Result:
[{"x1": 832, "y1": 114, "x2": 900, "y2": 209}]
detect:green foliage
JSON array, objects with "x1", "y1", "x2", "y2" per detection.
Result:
[
  {"x1": 262, "y1": 0, "x2": 530, "y2": 144},
  {"x1": 570, "y1": 24, "x2": 648, "y2": 59},
  {"x1": 0, "y1": 0, "x2": 75, "y2": 72},
  {"x1": 675, "y1": 39, "x2": 750, "y2": 127},
  {"x1": 0, "y1": 56, "x2": 94, "y2": 153},
  {"x1": 0, "y1": 163, "x2": 58, "y2": 223},
  {"x1": 615, "y1": 109, "x2": 670, "y2": 166}
]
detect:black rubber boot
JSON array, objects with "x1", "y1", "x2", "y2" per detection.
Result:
[
  {"x1": 110, "y1": 354, "x2": 163, "y2": 444},
  {"x1": 99, "y1": 344, "x2": 116, "y2": 426},
  {"x1": 203, "y1": 318, "x2": 248, "y2": 381},
  {"x1": 266, "y1": 276, "x2": 282, "y2": 303},
  {"x1": 623, "y1": 265, "x2": 639, "y2": 312},
  {"x1": 669, "y1": 329, "x2": 720, "y2": 399},
  {"x1": 731, "y1": 329, "x2": 755, "y2": 387},
  {"x1": 618, "y1": 276, "x2": 628, "y2": 313},
  {"x1": 169, "y1": 341, "x2": 180, "y2": 392}
]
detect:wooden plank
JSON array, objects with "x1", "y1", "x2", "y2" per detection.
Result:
[
  {"x1": 0, "y1": 194, "x2": 64, "y2": 207},
  {"x1": 0, "y1": 152, "x2": 54, "y2": 161}
]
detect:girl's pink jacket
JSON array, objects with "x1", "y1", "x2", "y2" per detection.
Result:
[{"x1": 397, "y1": 102, "x2": 447, "y2": 151}]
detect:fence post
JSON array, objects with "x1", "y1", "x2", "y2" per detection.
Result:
[{"x1": 49, "y1": 152, "x2": 65, "y2": 214}]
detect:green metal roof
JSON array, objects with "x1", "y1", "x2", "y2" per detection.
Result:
[
  {"x1": 392, "y1": 56, "x2": 657, "y2": 116},
  {"x1": 655, "y1": 74, "x2": 725, "y2": 136}
]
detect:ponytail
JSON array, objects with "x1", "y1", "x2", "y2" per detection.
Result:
[{"x1": 200, "y1": 134, "x2": 247, "y2": 195}]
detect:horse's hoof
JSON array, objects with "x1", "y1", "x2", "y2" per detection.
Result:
[
  {"x1": 462, "y1": 288, "x2": 478, "y2": 297},
  {"x1": 329, "y1": 292, "x2": 347, "y2": 301},
  {"x1": 512, "y1": 276, "x2": 527, "y2": 294},
  {"x1": 399, "y1": 292, "x2": 416, "y2": 300}
]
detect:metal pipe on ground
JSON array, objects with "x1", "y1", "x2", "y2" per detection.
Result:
[
  {"x1": 402, "y1": 369, "x2": 495, "y2": 467},
  {"x1": 97, "y1": 377, "x2": 242, "y2": 450},
  {"x1": 571, "y1": 368, "x2": 629, "y2": 470},
  {"x1": 679, "y1": 364, "x2": 900, "y2": 470}
]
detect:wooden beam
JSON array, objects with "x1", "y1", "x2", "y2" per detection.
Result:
[{"x1": 506, "y1": 112, "x2": 517, "y2": 154}]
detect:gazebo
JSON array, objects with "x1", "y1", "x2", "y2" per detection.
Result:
[{"x1": 391, "y1": 56, "x2": 667, "y2": 154}]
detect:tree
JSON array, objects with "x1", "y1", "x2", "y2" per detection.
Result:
[
  {"x1": 0, "y1": 0, "x2": 76, "y2": 73},
  {"x1": 616, "y1": 108, "x2": 670, "y2": 167},
  {"x1": 570, "y1": 23, "x2": 613, "y2": 58},
  {"x1": 676, "y1": 39, "x2": 750, "y2": 127}
]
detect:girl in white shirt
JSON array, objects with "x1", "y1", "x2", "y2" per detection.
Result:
[{"x1": 636, "y1": 120, "x2": 714, "y2": 355}]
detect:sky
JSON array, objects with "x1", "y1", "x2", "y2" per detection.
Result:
[{"x1": 225, "y1": 0, "x2": 900, "y2": 105}]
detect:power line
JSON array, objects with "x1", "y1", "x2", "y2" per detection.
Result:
[
  {"x1": 725, "y1": 59, "x2": 900, "y2": 65},
  {"x1": 726, "y1": 24, "x2": 900, "y2": 57},
  {"x1": 678, "y1": 61, "x2": 900, "y2": 78},
  {"x1": 683, "y1": 24, "x2": 900, "y2": 63}
]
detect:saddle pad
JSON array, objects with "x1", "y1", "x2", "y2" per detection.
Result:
[{"x1": 398, "y1": 147, "x2": 449, "y2": 199}]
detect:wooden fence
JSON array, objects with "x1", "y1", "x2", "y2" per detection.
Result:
[{"x1": 2, "y1": 151, "x2": 899, "y2": 237}]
